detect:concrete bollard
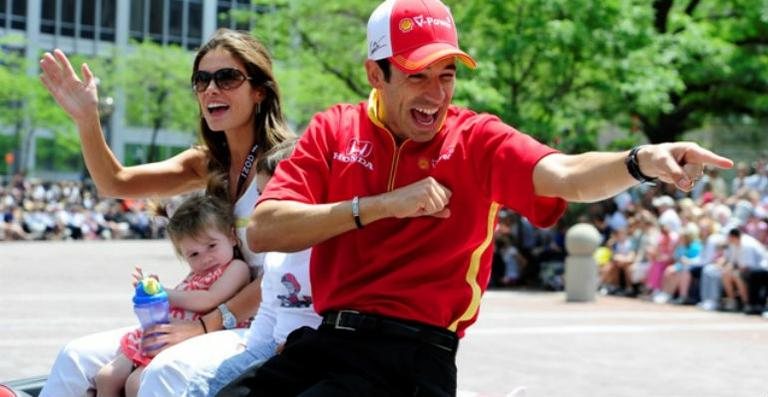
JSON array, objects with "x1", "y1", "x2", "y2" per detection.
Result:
[{"x1": 564, "y1": 223, "x2": 602, "y2": 302}]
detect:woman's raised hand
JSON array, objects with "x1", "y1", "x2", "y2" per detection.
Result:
[{"x1": 39, "y1": 49, "x2": 100, "y2": 125}]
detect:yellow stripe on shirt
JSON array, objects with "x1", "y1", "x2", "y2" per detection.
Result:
[{"x1": 449, "y1": 202, "x2": 500, "y2": 332}]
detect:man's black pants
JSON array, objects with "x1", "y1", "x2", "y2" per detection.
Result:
[{"x1": 216, "y1": 313, "x2": 459, "y2": 397}]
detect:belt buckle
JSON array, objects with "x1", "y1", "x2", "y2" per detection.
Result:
[{"x1": 334, "y1": 310, "x2": 359, "y2": 331}]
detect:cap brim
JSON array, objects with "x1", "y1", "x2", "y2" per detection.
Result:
[{"x1": 391, "y1": 42, "x2": 477, "y2": 74}]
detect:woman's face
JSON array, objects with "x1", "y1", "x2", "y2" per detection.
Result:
[{"x1": 195, "y1": 48, "x2": 264, "y2": 134}]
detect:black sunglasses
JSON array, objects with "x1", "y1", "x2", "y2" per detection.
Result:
[{"x1": 191, "y1": 68, "x2": 252, "y2": 92}]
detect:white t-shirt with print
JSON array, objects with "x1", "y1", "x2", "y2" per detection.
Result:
[{"x1": 246, "y1": 249, "x2": 322, "y2": 351}]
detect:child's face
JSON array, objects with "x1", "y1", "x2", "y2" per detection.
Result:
[
  {"x1": 178, "y1": 228, "x2": 236, "y2": 273},
  {"x1": 256, "y1": 171, "x2": 271, "y2": 195}
]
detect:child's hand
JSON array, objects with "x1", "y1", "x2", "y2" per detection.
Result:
[
  {"x1": 132, "y1": 266, "x2": 160, "y2": 287},
  {"x1": 132, "y1": 266, "x2": 144, "y2": 287}
]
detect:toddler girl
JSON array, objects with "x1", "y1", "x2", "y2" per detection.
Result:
[{"x1": 94, "y1": 183, "x2": 251, "y2": 397}]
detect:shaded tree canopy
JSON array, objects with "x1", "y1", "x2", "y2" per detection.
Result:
[
  {"x1": 0, "y1": 35, "x2": 73, "y2": 172},
  {"x1": 249, "y1": 0, "x2": 767, "y2": 150},
  {"x1": 119, "y1": 41, "x2": 197, "y2": 162}
]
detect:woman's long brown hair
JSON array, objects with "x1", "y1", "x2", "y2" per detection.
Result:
[{"x1": 192, "y1": 28, "x2": 295, "y2": 180}]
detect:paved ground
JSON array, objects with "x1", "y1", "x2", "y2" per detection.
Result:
[{"x1": 2, "y1": 241, "x2": 768, "y2": 396}]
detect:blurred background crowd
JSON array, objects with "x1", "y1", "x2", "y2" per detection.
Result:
[
  {"x1": 490, "y1": 156, "x2": 768, "y2": 317},
  {"x1": 0, "y1": 173, "x2": 160, "y2": 241}
]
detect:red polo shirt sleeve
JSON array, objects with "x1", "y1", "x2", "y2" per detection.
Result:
[
  {"x1": 471, "y1": 117, "x2": 567, "y2": 228},
  {"x1": 258, "y1": 108, "x2": 337, "y2": 205}
]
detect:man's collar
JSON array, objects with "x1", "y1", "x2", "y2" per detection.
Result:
[{"x1": 367, "y1": 89, "x2": 387, "y2": 130}]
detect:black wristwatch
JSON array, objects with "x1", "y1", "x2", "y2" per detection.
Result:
[{"x1": 625, "y1": 146, "x2": 656, "y2": 184}]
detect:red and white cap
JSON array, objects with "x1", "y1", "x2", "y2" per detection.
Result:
[{"x1": 367, "y1": 0, "x2": 477, "y2": 73}]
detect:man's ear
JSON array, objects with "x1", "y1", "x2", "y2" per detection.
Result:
[{"x1": 365, "y1": 60, "x2": 385, "y2": 89}]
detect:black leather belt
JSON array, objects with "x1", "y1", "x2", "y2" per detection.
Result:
[{"x1": 321, "y1": 310, "x2": 459, "y2": 354}]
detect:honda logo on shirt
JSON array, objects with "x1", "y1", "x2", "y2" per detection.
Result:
[
  {"x1": 333, "y1": 139, "x2": 374, "y2": 171},
  {"x1": 347, "y1": 139, "x2": 372, "y2": 158}
]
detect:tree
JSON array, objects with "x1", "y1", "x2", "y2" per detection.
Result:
[
  {"x1": 248, "y1": 0, "x2": 373, "y2": 128},
  {"x1": 241, "y1": 0, "x2": 767, "y2": 148},
  {"x1": 246, "y1": 0, "x2": 652, "y2": 149},
  {"x1": 453, "y1": 0, "x2": 662, "y2": 151},
  {"x1": 0, "y1": 39, "x2": 31, "y2": 173},
  {"x1": 119, "y1": 41, "x2": 197, "y2": 163},
  {"x1": 633, "y1": 0, "x2": 768, "y2": 143},
  {"x1": 455, "y1": 0, "x2": 768, "y2": 145},
  {"x1": 0, "y1": 34, "x2": 72, "y2": 173}
]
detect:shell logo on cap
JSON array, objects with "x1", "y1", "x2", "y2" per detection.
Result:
[{"x1": 399, "y1": 18, "x2": 414, "y2": 33}]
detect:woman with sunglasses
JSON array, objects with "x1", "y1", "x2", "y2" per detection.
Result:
[{"x1": 38, "y1": 29, "x2": 295, "y2": 397}]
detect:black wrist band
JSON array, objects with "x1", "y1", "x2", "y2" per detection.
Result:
[
  {"x1": 199, "y1": 317, "x2": 208, "y2": 334},
  {"x1": 352, "y1": 196, "x2": 364, "y2": 229},
  {"x1": 625, "y1": 146, "x2": 656, "y2": 183}
]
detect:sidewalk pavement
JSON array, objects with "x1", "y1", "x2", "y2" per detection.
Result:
[
  {"x1": 2, "y1": 241, "x2": 767, "y2": 396},
  {"x1": 459, "y1": 290, "x2": 768, "y2": 397}
]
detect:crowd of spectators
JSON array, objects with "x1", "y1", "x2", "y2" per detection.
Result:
[
  {"x1": 491, "y1": 156, "x2": 768, "y2": 318},
  {"x1": 1, "y1": 173, "x2": 161, "y2": 241}
]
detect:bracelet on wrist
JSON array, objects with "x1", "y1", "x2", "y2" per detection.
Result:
[
  {"x1": 352, "y1": 196, "x2": 364, "y2": 229},
  {"x1": 625, "y1": 146, "x2": 656, "y2": 184}
]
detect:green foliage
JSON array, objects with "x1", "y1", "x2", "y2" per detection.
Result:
[
  {"x1": 0, "y1": 34, "x2": 76, "y2": 172},
  {"x1": 0, "y1": 134, "x2": 15, "y2": 174},
  {"x1": 2, "y1": 0, "x2": 766, "y2": 172},
  {"x1": 117, "y1": 41, "x2": 197, "y2": 162},
  {"x1": 248, "y1": 0, "x2": 374, "y2": 129},
  {"x1": 0, "y1": 35, "x2": 36, "y2": 134},
  {"x1": 239, "y1": 0, "x2": 767, "y2": 149},
  {"x1": 633, "y1": 1, "x2": 768, "y2": 143},
  {"x1": 452, "y1": 0, "x2": 662, "y2": 149},
  {"x1": 241, "y1": 0, "x2": 662, "y2": 147},
  {"x1": 35, "y1": 133, "x2": 83, "y2": 172},
  {"x1": 123, "y1": 143, "x2": 187, "y2": 166},
  {"x1": 120, "y1": 41, "x2": 197, "y2": 132},
  {"x1": 605, "y1": 135, "x2": 644, "y2": 151}
]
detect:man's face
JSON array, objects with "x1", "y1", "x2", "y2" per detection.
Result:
[{"x1": 367, "y1": 58, "x2": 457, "y2": 142}]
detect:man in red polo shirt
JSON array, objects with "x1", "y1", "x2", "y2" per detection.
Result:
[{"x1": 219, "y1": 0, "x2": 732, "y2": 395}]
